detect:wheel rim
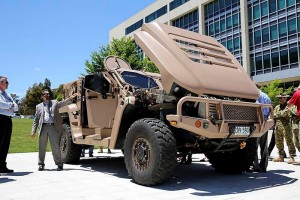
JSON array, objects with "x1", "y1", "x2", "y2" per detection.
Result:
[
  {"x1": 132, "y1": 138, "x2": 151, "y2": 171},
  {"x1": 60, "y1": 133, "x2": 68, "y2": 153}
]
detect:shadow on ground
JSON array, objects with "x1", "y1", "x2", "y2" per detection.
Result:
[
  {"x1": 0, "y1": 172, "x2": 32, "y2": 184},
  {"x1": 68, "y1": 154, "x2": 297, "y2": 197}
]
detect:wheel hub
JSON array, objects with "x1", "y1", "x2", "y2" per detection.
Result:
[{"x1": 133, "y1": 138, "x2": 150, "y2": 170}]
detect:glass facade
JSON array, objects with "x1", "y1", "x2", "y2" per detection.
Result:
[
  {"x1": 248, "y1": 0, "x2": 300, "y2": 76},
  {"x1": 204, "y1": 0, "x2": 243, "y2": 65},
  {"x1": 172, "y1": 9, "x2": 199, "y2": 33}
]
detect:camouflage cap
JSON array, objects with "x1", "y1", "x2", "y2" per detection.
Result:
[{"x1": 276, "y1": 93, "x2": 290, "y2": 98}]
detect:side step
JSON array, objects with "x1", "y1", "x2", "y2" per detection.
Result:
[{"x1": 73, "y1": 128, "x2": 112, "y2": 147}]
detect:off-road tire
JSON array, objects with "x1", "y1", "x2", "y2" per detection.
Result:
[
  {"x1": 60, "y1": 123, "x2": 82, "y2": 164},
  {"x1": 206, "y1": 138, "x2": 257, "y2": 173},
  {"x1": 124, "y1": 118, "x2": 177, "y2": 186}
]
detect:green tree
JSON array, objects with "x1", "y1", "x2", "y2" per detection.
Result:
[
  {"x1": 19, "y1": 83, "x2": 43, "y2": 115},
  {"x1": 260, "y1": 79, "x2": 293, "y2": 106},
  {"x1": 18, "y1": 78, "x2": 59, "y2": 115},
  {"x1": 84, "y1": 36, "x2": 158, "y2": 74}
]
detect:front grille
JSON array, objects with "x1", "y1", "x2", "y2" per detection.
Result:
[{"x1": 222, "y1": 104, "x2": 258, "y2": 121}]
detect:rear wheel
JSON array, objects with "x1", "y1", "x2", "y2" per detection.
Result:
[
  {"x1": 124, "y1": 118, "x2": 177, "y2": 186},
  {"x1": 60, "y1": 123, "x2": 82, "y2": 164},
  {"x1": 206, "y1": 138, "x2": 257, "y2": 173}
]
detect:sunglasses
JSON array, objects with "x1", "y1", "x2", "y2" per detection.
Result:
[{"x1": 1, "y1": 81, "x2": 9, "y2": 84}]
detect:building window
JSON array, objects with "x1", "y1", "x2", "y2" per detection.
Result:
[
  {"x1": 270, "y1": 24, "x2": 278, "y2": 40},
  {"x1": 172, "y1": 9, "x2": 199, "y2": 33},
  {"x1": 261, "y1": 2, "x2": 268, "y2": 17},
  {"x1": 170, "y1": 0, "x2": 190, "y2": 11},
  {"x1": 256, "y1": 56, "x2": 263, "y2": 71},
  {"x1": 253, "y1": 5, "x2": 260, "y2": 19},
  {"x1": 248, "y1": 7, "x2": 253, "y2": 21},
  {"x1": 279, "y1": 22, "x2": 287, "y2": 37},
  {"x1": 233, "y1": 14, "x2": 239, "y2": 27},
  {"x1": 269, "y1": 1, "x2": 277, "y2": 13},
  {"x1": 271, "y1": 52, "x2": 280, "y2": 68},
  {"x1": 263, "y1": 54, "x2": 271, "y2": 70},
  {"x1": 254, "y1": 30, "x2": 261, "y2": 45},
  {"x1": 233, "y1": 37, "x2": 240, "y2": 50},
  {"x1": 249, "y1": 31, "x2": 254, "y2": 46},
  {"x1": 226, "y1": 16, "x2": 232, "y2": 29},
  {"x1": 215, "y1": 21, "x2": 220, "y2": 33},
  {"x1": 262, "y1": 27, "x2": 269, "y2": 42},
  {"x1": 288, "y1": 18, "x2": 297, "y2": 35},
  {"x1": 125, "y1": 19, "x2": 143, "y2": 35},
  {"x1": 280, "y1": 49, "x2": 289, "y2": 65},
  {"x1": 289, "y1": 47, "x2": 298, "y2": 63},
  {"x1": 220, "y1": 19, "x2": 226, "y2": 32},
  {"x1": 287, "y1": 0, "x2": 296, "y2": 7},
  {"x1": 227, "y1": 39, "x2": 233, "y2": 52},
  {"x1": 145, "y1": 5, "x2": 167, "y2": 23},
  {"x1": 278, "y1": 0, "x2": 286, "y2": 10}
]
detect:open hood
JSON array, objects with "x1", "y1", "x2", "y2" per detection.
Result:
[{"x1": 134, "y1": 22, "x2": 259, "y2": 100}]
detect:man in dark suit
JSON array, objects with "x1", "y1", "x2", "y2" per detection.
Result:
[{"x1": 31, "y1": 89, "x2": 76, "y2": 171}]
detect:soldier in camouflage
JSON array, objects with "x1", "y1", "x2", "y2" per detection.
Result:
[
  {"x1": 272, "y1": 93, "x2": 296, "y2": 164},
  {"x1": 291, "y1": 105, "x2": 300, "y2": 152}
]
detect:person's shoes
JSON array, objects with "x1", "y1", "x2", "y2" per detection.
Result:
[
  {"x1": 56, "y1": 166, "x2": 63, "y2": 171},
  {"x1": 287, "y1": 157, "x2": 296, "y2": 164},
  {"x1": 38, "y1": 165, "x2": 44, "y2": 171},
  {"x1": 0, "y1": 167, "x2": 14, "y2": 173},
  {"x1": 293, "y1": 162, "x2": 300, "y2": 165},
  {"x1": 272, "y1": 156, "x2": 284, "y2": 162},
  {"x1": 81, "y1": 153, "x2": 85, "y2": 157},
  {"x1": 108, "y1": 148, "x2": 111, "y2": 154},
  {"x1": 89, "y1": 154, "x2": 93, "y2": 157}
]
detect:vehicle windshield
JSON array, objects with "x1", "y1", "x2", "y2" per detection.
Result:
[{"x1": 121, "y1": 71, "x2": 158, "y2": 89}]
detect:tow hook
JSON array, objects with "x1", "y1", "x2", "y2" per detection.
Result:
[{"x1": 240, "y1": 141, "x2": 246, "y2": 149}]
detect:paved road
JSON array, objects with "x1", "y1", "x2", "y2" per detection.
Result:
[{"x1": 1, "y1": 133, "x2": 300, "y2": 200}]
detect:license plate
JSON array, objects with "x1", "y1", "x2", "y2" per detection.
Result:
[{"x1": 233, "y1": 126, "x2": 250, "y2": 135}]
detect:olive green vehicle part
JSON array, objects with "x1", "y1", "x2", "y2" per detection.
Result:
[{"x1": 59, "y1": 22, "x2": 274, "y2": 186}]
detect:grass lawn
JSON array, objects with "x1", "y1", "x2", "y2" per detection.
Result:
[{"x1": 9, "y1": 118, "x2": 51, "y2": 153}]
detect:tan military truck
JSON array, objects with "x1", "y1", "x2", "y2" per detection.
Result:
[{"x1": 59, "y1": 22, "x2": 274, "y2": 186}]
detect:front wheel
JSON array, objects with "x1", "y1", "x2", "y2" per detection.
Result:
[
  {"x1": 60, "y1": 123, "x2": 82, "y2": 164},
  {"x1": 124, "y1": 118, "x2": 177, "y2": 186}
]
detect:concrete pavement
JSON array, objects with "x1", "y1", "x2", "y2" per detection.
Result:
[{"x1": 1, "y1": 132, "x2": 300, "y2": 200}]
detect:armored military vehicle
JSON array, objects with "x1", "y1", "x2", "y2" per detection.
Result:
[{"x1": 59, "y1": 22, "x2": 274, "y2": 186}]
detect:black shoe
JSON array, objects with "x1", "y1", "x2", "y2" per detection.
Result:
[
  {"x1": 0, "y1": 167, "x2": 14, "y2": 173},
  {"x1": 38, "y1": 165, "x2": 44, "y2": 171},
  {"x1": 56, "y1": 166, "x2": 63, "y2": 171},
  {"x1": 89, "y1": 154, "x2": 93, "y2": 157}
]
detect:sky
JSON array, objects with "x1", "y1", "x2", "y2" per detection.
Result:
[{"x1": 0, "y1": 0, "x2": 156, "y2": 98}]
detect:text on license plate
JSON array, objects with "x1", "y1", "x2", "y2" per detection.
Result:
[{"x1": 233, "y1": 126, "x2": 250, "y2": 135}]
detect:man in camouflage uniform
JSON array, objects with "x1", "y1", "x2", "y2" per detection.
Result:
[
  {"x1": 291, "y1": 105, "x2": 300, "y2": 152},
  {"x1": 288, "y1": 84, "x2": 300, "y2": 165},
  {"x1": 273, "y1": 93, "x2": 296, "y2": 164}
]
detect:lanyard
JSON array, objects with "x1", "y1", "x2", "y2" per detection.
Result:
[{"x1": 2, "y1": 92, "x2": 12, "y2": 102}]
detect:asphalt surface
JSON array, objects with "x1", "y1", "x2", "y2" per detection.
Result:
[{"x1": 1, "y1": 131, "x2": 300, "y2": 200}]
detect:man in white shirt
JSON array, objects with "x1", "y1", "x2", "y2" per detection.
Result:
[{"x1": 0, "y1": 76, "x2": 18, "y2": 173}]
